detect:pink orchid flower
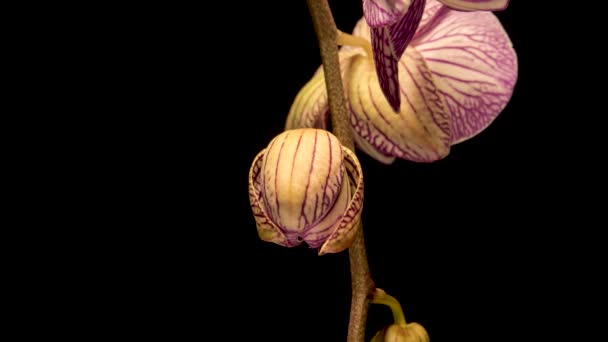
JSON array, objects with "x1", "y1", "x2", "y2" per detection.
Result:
[
  {"x1": 364, "y1": 0, "x2": 510, "y2": 111},
  {"x1": 287, "y1": 0, "x2": 517, "y2": 163}
]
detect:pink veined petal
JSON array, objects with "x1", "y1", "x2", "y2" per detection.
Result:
[
  {"x1": 370, "y1": 0, "x2": 425, "y2": 112},
  {"x1": 413, "y1": 0, "x2": 450, "y2": 42},
  {"x1": 389, "y1": 0, "x2": 426, "y2": 58},
  {"x1": 371, "y1": 26, "x2": 401, "y2": 112},
  {"x1": 414, "y1": 0, "x2": 509, "y2": 43},
  {"x1": 363, "y1": 0, "x2": 411, "y2": 27},
  {"x1": 347, "y1": 48, "x2": 451, "y2": 163},
  {"x1": 437, "y1": 0, "x2": 509, "y2": 11},
  {"x1": 413, "y1": 10, "x2": 517, "y2": 144}
]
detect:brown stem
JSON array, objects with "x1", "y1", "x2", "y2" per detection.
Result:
[
  {"x1": 306, "y1": 0, "x2": 353, "y2": 152},
  {"x1": 347, "y1": 222, "x2": 375, "y2": 342},
  {"x1": 306, "y1": 1, "x2": 375, "y2": 341}
]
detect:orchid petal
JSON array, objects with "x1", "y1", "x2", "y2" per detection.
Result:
[
  {"x1": 249, "y1": 149, "x2": 289, "y2": 246},
  {"x1": 320, "y1": 146, "x2": 364, "y2": 255},
  {"x1": 413, "y1": 0, "x2": 450, "y2": 41},
  {"x1": 370, "y1": 0, "x2": 425, "y2": 112},
  {"x1": 352, "y1": 130, "x2": 396, "y2": 164},
  {"x1": 363, "y1": 0, "x2": 411, "y2": 28},
  {"x1": 302, "y1": 164, "x2": 350, "y2": 248},
  {"x1": 347, "y1": 49, "x2": 451, "y2": 163},
  {"x1": 371, "y1": 26, "x2": 401, "y2": 112},
  {"x1": 389, "y1": 0, "x2": 426, "y2": 58},
  {"x1": 438, "y1": 0, "x2": 509, "y2": 11},
  {"x1": 414, "y1": 10, "x2": 517, "y2": 143}
]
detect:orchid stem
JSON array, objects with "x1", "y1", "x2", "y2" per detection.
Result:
[
  {"x1": 306, "y1": 0, "x2": 353, "y2": 152},
  {"x1": 306, "y1": 1, "x2": 375, "y2": 341},
  {"x1": 371, "y1": 288, "x2": 407, "y2": 328}
]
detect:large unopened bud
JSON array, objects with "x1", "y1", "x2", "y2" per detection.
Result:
[{"x1": 248, "y1": 128, "x2": 363, "y2": 254}]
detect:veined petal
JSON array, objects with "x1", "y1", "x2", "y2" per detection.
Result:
[
  {"x1": 389, "y1": 0, "x2": 425, "y2": 58},
  {"x1": 370, "y1": 0, "x2": 425, "y2": 112},
  {"x1": 352, "y1": 130, "x2": 396, "y2": 164},
  {"x1": 303, "y1": 166, "x2": 350, "y2": 248},
  {"x1": 319, "y1": 147, "x2": 364, "y2": 255},
  {"x1": 413, "y1": 0, "x2": 450, "y2": 42},
  {"x1": 371, "y1": 26, "x2": 401, "y2": 112},
  {"x1": 438, "y1": 0, "x2": 509, "y2": 11},
  {"x1": 249, "y1": 149, "x2": 289, "y2": 246},
  {"x1": 413, "y1": 10, "x2": 517, "y2": 143},
  {"x1": 347, "y1": 49, "x2": 451, "y2": 163},
  {"x1": 363, "y1": 0, "x2": 411, "y2": 27}
]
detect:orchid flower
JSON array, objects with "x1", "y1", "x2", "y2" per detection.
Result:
[
  {"x1": 248, "y1": 128, "x2": 364, "y2": 255},
  {"x1": 287, "y1": 0, "x2": 517, "y2": 163},
  {"x1": 363, "y1": 0, "x2": 510, "y2": 111}
]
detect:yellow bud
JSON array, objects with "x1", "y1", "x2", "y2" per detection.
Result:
[{"x1": 371, "y1": 323, "x2": 429, "y2": 342}]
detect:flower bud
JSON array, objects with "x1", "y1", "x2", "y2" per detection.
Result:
[
  {"x1": 371, "y1": 323, "x2": 429, "y2": 342},
  {"x1": 249, "y1": 128, "x2": 363, "y2": 254}
]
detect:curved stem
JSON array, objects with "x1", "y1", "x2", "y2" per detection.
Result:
[
  {"x1": 371, "y1": 288, "x2": 407, "y2": 327},
  {"x1": 306, "y1": 1, "x2": 375, "y2": 341}
]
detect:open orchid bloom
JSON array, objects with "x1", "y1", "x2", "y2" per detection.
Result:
[
  {"x1": 287, "y1": 0, "x2": 517, "y2": 163},
  {"x1": 363, "y1": 0, "x2": 510, "y2": 111},
  {"x1": 249, "y1": 128, "x2": 364, "y2": 255}
]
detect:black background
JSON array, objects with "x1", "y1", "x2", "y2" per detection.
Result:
[{"x1": 89, "y1": 1, "x2": 599, "y2": 341}]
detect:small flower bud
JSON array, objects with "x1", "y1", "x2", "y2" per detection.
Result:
[{"x1": 372, "y1": 323, "x2": 429, "y2": 342}]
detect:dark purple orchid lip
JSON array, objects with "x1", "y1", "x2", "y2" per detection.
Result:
[{"x1": 370, "y1": 0, "x2": 426, "y2": 112}]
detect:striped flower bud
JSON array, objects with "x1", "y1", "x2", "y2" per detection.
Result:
[{"x1": 248, "y1": 128, "x2": 363, "y2": 255}]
